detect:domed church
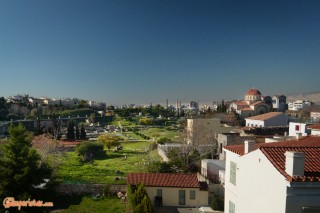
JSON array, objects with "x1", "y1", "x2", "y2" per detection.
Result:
[{"x1": 229, "y1": 88, "x2": 272, "y2": 118}]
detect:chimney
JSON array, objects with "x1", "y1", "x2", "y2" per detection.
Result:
[
  {"x1": 296, "y1": 133, "x2": 302, "y2": 140},
  {"x1": 285, "y1": 151, "x2": 305, "y2": 177},
  {"x1": 244, "y1": 140, "x2": 255, "y2": 154}
]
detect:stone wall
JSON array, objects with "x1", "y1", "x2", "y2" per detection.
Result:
[{"x1": 57, "y1": 183, "x2": 126, "y2": 196}]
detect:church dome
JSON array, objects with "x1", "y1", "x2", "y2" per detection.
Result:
[{"x1": 246, "y1": 89, "x2": 262, "y2": 96}]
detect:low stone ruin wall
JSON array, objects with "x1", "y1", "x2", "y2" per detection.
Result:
[{"x1": 57, "y1": 183, "x2": 126, "y2": 196}]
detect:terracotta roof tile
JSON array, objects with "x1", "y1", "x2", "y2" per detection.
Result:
[
  {"x1": 234, "y1": 101, "x2": 249, "y2": 106},
  {"x1": 239, "y1": 107, "x2": 253, "y2": 111},
  {"x1": 245, "y1": 112, "x2": 284, "y2": 121},
  {"x1": 261, "y1": 147, "x2": 320, "y2": 182},
  {"x1": 127, "y1": 173, "x2": 204, "y2": 188},
  {"x1": 246, "y1": 89, "x2": 261, "y2": 95},
  {"x1": 250, "y1": 101, "x2": 265, "y2": 106},
  {"x1": 308, "y1": 124, "x2": 320, "y2": 130},
  {"x1": 224, "y1": 136, "x2": 320, "y2": 182}
]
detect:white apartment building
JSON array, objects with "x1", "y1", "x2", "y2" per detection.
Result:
[
  {"x1": 288, "y1": 100, "x2": 311, "y2": 111},
  {"x1": 224, "y1": 136, "x2": 320, "y2": 213}
]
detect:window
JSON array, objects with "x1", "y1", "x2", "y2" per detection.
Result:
[
  {"x1": 220, "y1": 143, "x2": 223, "y2": 154},
  {"x1": 295, "y1": 125, "x2": 300, "y2": 131},
  {"x1": 230, "y1": 161, "x2": 237, "y2": 185},
  {"x1": 190, "y1": 190, "x2": 196, "y2": 200},
  {"x1": 157, "y1": 189, "x2": 162, "y2": 197},
  {"x1": 229, "y1": 200, "x2": 235, "y2": 213}
]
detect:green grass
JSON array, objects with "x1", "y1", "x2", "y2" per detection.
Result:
[
  {"x1": 52, "y1": 196, "x2": 127, "y2": 213},
  {"x1": 140, "y1": 127, "x2": 181, "y2": 142},
  {"x1": 110, "y1": 115, "x2": 136, "y2": 127},
  {"x1": 124, "y1": 132, "x2": 145, "y2": 140},
  {"x1": 57, "y1": 142, "x2": 157, "y2": 184}
]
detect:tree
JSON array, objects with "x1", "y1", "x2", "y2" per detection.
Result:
[
  {"x1": 167, "y1": 146, "x2": 201, "y2": 173},
  {"x1": 75, "y1": 125, "x2": 80, "y2": 139},
  {"x1": 76, "y1": 141, "x2": 105, "y2": 162},
  {"x1": 51, "y1": 114, "x2": 61, "y2": 140},
  {"x1": 157, "y1": 137, "x2": 171, "y2": 145},
  {"x1": 79, "y1": 100, "x2": 87, "y2": 108},
  {"x1": 0, "y1": 97, "x2": 8, "y2": 120},
  {"x1": 211, "y1": 196, "x2": 224, "y2": 211},
  {"x1": 66, "y1": 120, "x2": 75, "y2": 140},
  {"x1": 0, "y1": 124, "x2": 53, "y2": 201},
  {"x1": 89, "y1": 113, "x2": 96, "y2": 123},
  {"x1": 138, "y1": 117, "x2": 154, "y2": 125},
  {"x1": 97, "y1": 134, "x2": 120, "y2": 151},
  {"x1": 128, "y1": 183, "x2": 154, "y2": 213},
  {"x1": 147, "y1": 161, "x2": 175, "y2": 173},
  {"x1": 80, "y1": 124, "x2": 86, "y2": 139}
]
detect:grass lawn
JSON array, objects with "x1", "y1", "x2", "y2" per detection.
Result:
[
  {"x1": 140, "y1": 127, "x2": 181, "y2": 142},
  {"x1": 57, "y1": 142, "x2": 157, "y2": 184},
  {"x1": 51, "y1": 196, "x2": 127, "y2": 213},
  {"x1": 124, "y1": 132, "x2": 145, "y2": 140},
  {"x1": 110, "y1": 116, "x2": 136, "y2": 127}
]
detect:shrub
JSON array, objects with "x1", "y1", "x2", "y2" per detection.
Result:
[
  {"x1": 211, "y1": 196, "x2": 224, "y2": 211},
  {"x1": 76, "y1": 141, "x2": 105, "y2": 162},
  {"x1": 157, "y1": 137, "x2": 171, "y2": 144},
  {"x1": 104, "y1": 184, "x2": 112, "y2": 196}
]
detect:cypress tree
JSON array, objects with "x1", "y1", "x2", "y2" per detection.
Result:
[
  {"x1": 75, "y1": 125, "x2": 80, "y2": 139},
  {"x1": 67, "y1": 120, "x2": 75, "y2": 140},
  {"x1": 128, "y1": 183, "x2": 154, "y2": 213},
  {"x1": 80, "y1": 124, "x2": 86, "y2": 139}
]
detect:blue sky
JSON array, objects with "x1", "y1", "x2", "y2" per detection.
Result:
[{"x1": 0, "y1": 0, "x2": 320, "y2": 105}]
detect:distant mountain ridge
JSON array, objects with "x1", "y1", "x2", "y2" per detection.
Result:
[{"x1": 286, "y1": 91, "x2": 320, "y2": 104}]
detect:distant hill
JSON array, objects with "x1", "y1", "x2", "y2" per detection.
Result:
[{"x1": 286, "y1": 91, "x2": 320, "y2": 104}]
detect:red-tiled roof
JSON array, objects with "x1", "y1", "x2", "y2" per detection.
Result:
[
  {"x1": 245, "y1": 112, "x2": 284, "y2": 121},
  {"x1": 127, "y1": 173, "x2": 205, "y2": 189},
  {"x1": 224, "y1": 136, "x2": 320, "y2": 182},
  {"x1": 234, "y1": 101, "x2": 249, "y2": 106},
  {"x1": 308, "y1": 124, "x2": 320, "y2": 130},
  {"x1": 239, "y1": 107, "x2": 253, "y2": 111},
  {"x1": 250, "y1": 101, "x2": 265, "y2": 106},
  {"x1": 261, "y1": 147, "x2": 320, "y2": 182},
  {"x1": 246, "y1": 89, "x2": 261, "y2": 95}
]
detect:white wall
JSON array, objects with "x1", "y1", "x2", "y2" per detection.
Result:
[
  {"x1": 311, "y1": 129, "x2": 320, "y2": 136},
  {"x1": 224, "y1": 149, "x2": 288, "y2": 213},
  {"x1": 246, "y1": 114, "x2": 287, "y2": 127},
  {"x1": 245, "y1": 119, "x2": 264, "y2": 127},
  {"x1": 289, "y1": 122, "x2": 308, "y2": 136},
  {"x1": 201, "y1": 159, "x2": 225, "y2": 182}
]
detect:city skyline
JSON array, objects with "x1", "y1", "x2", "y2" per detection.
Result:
[{"x1": 1, "y1": 0, "x2": 320, "y2": 104}]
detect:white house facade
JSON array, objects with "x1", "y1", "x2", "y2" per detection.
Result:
[
  {"x1": 224, "y1": 137, "x2": 320, "y2": 213},
  {"x1": 288, "y1": 100, "x2": 311, "y2": 111},
  {"x1": 289, "y1": 122, "x2": 309, "y2": 137}
]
